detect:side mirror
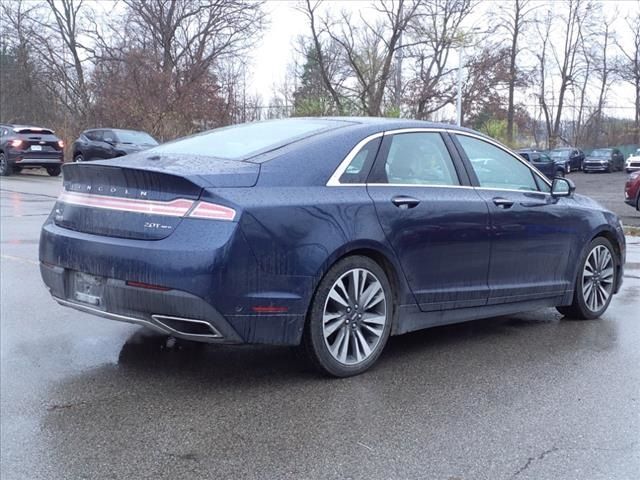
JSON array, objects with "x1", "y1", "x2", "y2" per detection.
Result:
[{"x1": 551, "y1": 177, "x2": 575, "y2": 197}]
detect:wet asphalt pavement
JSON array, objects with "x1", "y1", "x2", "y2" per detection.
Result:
[
  {"x1": 569, "y1": 170, "x2": 640, "y2": 227},
  {"x1": 1, "y1": 172, "x2": 639, "y2": 480}
]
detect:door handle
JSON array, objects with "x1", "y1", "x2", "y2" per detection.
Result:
[
  {"x1": 492, "y1": 197, "x2": 514, "y2": 209},
  {"x1": 391, "y1": 195, "x2": 420, "y2": 209}
]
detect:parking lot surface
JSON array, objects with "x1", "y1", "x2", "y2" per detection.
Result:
[
  {"x1": 569, "y1": 170, "x2": 639, "y2": 227},
  {"x1": 1, "y1": 172, "x2": 639, "y2": 480}
]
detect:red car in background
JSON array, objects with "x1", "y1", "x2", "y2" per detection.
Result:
[{"x1": 625, "y1": 171, "x2": 640, "y2": 211}]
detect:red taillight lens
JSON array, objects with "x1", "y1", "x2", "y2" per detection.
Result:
[
  {"x1": 9, "y1": 139, "x2": 23, "y2": 148},
  {"x1": 188, "y1": 201, "x2": 236, "y2": 221},
  {"x1": 125, "y1": 280, "x2": 171, "y2": 291},
  {"x1": 57, "y1": 191, "x2": 236, "y2": 221},
  {"x1": 58, "y1": 140, "x2": 64, "y2": 148}
]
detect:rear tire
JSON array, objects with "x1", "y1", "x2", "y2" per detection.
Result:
[
  {"x1": 303, "y1": 255, "x2": 393, "y2": 377},
  {"x1": 0, "y1": 153, "x2": 11, "y2": 176},
  {"x1": 46, "y1": 166, "x2": 61, "y2": 176},
  {"x1": 557, "y1": 237, "x2": 617, "y2": 320}
]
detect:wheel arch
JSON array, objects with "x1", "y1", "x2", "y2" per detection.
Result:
[
  {"x1": 590, "y1": 227, "x2": 624, "y2": 294},
  {"x1": 310, "y1": 241, "x2": 415, "y2": 334}
]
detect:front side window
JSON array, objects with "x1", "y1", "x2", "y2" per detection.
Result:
[
  {"x1": 377, "y1": 132, "x2": 459, "y2": 186},
  {"x1": 456, "y1": 134, "x2": 540, "y2": 192},
  {"x1": 114, "y1": 130, "x2": 158, "y2": 145}
]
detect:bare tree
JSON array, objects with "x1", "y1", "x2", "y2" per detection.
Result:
[
  {"x1": 617, "y1": 2, "x2": 640, "y2": 144},
  {"x1": 498, "y1": 0, "x2": 536, "y2": 144},
  {"x1": 535, "y1": 0, "x2": 594, "y2": 147},
  {"x1": 404, "y1": 0, "x2": 476, "y2": 120}
]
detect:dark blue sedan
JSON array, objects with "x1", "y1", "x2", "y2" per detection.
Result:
[{"x1": 40, "y1": 118, "x2": 626, "y2": 376}]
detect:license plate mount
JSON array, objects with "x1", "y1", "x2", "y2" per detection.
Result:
[
  {"x1": 30, "y1": 145, "x2": 43, "y2": 151},
  {"x1": 71, "y1": 271, "x2": 105, "y2": 307}
]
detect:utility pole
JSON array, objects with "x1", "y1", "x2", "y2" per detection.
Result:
[
  {"x1": 394, "y1": 2, "x2": 403, "y2": 112},
  {"x1": 456, "y1": 46, "x2": 463, "y2": 127}
]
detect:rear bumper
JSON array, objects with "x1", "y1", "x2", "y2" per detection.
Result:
[
  {"x1": 39, "y1": 219, "x2": 312, "y2": 345},
  {"x1": 8, "y1": 150, "x2": 63, "y2": 166},
  {"x1": 583, "y1": 163, "x2": 610, "y2": 172},
  {"x1": 41, "y1": 262, "x2": 244, "y2": 343}
]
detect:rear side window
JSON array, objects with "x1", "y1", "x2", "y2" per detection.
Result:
[
  {"x1": 151, "y1": 119, "x2": 350, "y2": 161},
  {"x1": 373, "y1": 132, "x2": 460, "y2": 186},
  {"x1": 339, "y1": 137, "x2": 381, "y2": 184},
  {"x1": 456, "y1": 134, "x2": 539, "y2": 192}
]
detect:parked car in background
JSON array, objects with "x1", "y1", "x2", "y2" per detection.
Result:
[
  {"x1": 625, "y1": 148, "x2": 640, "y2": 173},
  {"x1": 72, "y1": 128, "x2": 158, "y2": 162},
  {"x1": 625, "y1": 171, "x2": 640, "y2": 211},
  {"x1": 0, "y1": 124, "x2": 64, "y2": 177},
  {"x1": 548, "y1": 147, "x2": 584, "y2": 172},
  {"x1": 40, "y1": 118, "x2": 626, "y2": 377},
  {"x1": 583, "y1": 148, "x2": 625, "y2": 173},
  {"x1": 517, "y1": 149, "x2": 564, "y2": 179}
]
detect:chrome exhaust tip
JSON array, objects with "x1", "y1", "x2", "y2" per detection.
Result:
[{"x1": 151, "y1": 315, "x2": 223, "y2": 339}]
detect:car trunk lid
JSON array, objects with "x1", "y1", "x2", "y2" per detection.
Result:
[{"x1": 54, "y1": 154, "x2": 258, "y2": 240}]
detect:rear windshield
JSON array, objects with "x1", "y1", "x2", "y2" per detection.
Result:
[
  {"x1": 114, "y1": 130, "x2": 157, "y2": 145},
  {"x1": 149, "y1": 119, "x2": 350, "y2": 161},
  {"x1": 15, "y1": 128, "x2": 54, "y2": 135}
]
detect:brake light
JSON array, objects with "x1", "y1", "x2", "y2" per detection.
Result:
[
  {"x1": 57, "y1": 191, "x2": 236, "y2": 221},
  {"x1": 187, "y1": 201, "x2": 236, "y2": 221},
  {"x1": 9, "y1": 139, "x2": 23, "y2": 148},
  {"x1": 58, "y1": 140, "x2": 64, "y2": 148}
]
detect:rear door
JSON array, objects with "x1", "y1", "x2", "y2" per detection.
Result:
[
  {"x1": 452, "y1": 133, "x2": 577, "y2": 304},
  {"x1": 366, "y1": 130, "x2": 491, "y2": 312}
]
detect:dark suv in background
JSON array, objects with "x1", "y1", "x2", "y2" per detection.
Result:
[
  {"x1": 72, "y1": 128, "x2": 158, "y2": 162},
  {"x1": 583, "y1": 148, "x2": 625, "y2": 173},
  {"x1": 548, "y1": 147, "x2": 584, "y2": 172},
  {"x1": 517, "y1": 149, "x2": 565, "y2": 179},
  {"x1": 0, "y1": 124, "x2": 64, "y2": 176}
]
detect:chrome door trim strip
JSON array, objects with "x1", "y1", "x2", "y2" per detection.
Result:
[{"x1": 326, "y1": 126, "x2": 553, "y2": 191}]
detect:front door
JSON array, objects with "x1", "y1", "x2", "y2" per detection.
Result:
[
  {"x1": 367, "y1": 131, "x2": 491, "y2": 311},
  {"x1": 453, "y1": 133, "x2": 578, "y2": 304}
]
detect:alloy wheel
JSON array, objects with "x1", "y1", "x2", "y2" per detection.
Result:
[
  {"x1": 582, "y1": 245, "x2": 614, "y2": 313},
  {"x1": 322, "y1": 268, "x2": 387, "y2": 365}
]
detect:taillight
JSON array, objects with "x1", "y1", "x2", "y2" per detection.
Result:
[
  {"x1": 58, "y1": 140, "x2": 64, "y2": 148},
  {"x1": 57, "y1": 191, "x2": 236, "y2": 221},
  {"x1": 187, "y1": 201, "x2": 236, "y2": 221},
  {"x1": 9, "y1": 139, "x2": 23, "y2": 148}
]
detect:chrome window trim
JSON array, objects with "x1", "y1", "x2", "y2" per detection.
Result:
[
  {"x1": 326, "y1": 127, "x2": 552, "y2": 191},
  {"x1": 326, "y1": 132, "x2": 384, "y2": 186}
]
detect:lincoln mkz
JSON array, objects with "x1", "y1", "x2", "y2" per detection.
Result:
[{"x1": 40, "y1": 118, "x2": 626, "y2": 376}]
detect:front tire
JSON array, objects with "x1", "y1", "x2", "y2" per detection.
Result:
[
  {"x1": 557, "y1": 237, "x2": 617, "y2": 320},
  {"x1": 0, "y1": 153, "x2": 11, "y2": 176},
  {"x1": 46, "y1": 166, "x2": 61, "y2": 176},
  {"x1": 555, "y1": 168, "x2": 565, "y2": 178},
  {"x1": 303, "y1": 256, "x2": 393, "y2": 377},
  {"x1": 73, "y1": 154, "x2": 83, "y2": 163}
]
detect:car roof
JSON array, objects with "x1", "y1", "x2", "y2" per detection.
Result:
[{"x1": 84, "y1": 128, "x2": 148, "y2": 134}]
